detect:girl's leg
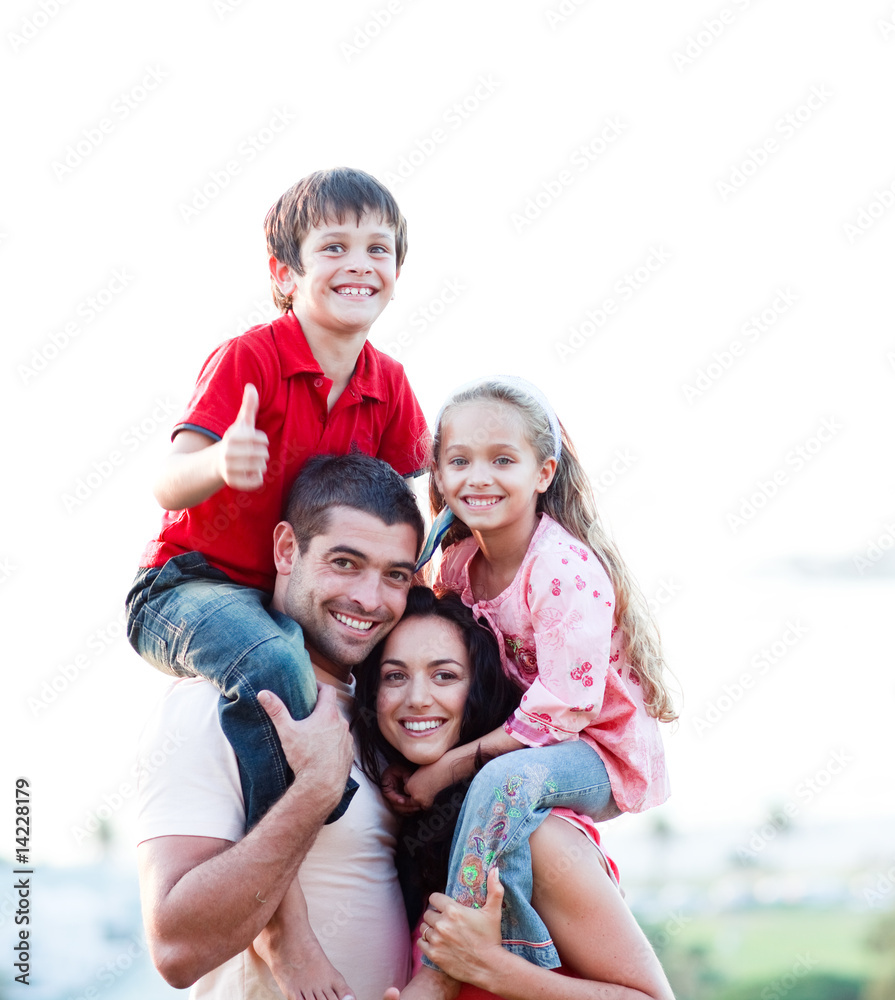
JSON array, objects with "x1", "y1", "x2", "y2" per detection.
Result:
[
  {"x1": 126, "y1": 552, "x2": 356, "y2": 828},
  {"x1": 426, "y1": 741, "x2": 617, "y2": 970}
]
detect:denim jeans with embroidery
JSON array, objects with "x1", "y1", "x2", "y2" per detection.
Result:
[
  {"x1": 125, "y1": 552, "x2": 357, "y2": 829},
  {"x1": 423, "y1": 740, "x2": 618, "y2": 970}
]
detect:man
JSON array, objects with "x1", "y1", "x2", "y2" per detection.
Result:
[{"x1": 135, "y1": 453, "x2": 425, "y2": 1000}]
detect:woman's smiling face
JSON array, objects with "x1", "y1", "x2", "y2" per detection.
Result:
[{"x1": 376, "y1": 615, "x2": 472, "y2": 766}]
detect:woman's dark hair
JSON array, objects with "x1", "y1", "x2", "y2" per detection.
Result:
[{"x1": 352, "y1": 586, "x2": 521, "y2": 917}]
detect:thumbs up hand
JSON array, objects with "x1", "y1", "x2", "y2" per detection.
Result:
[{"x1": 219, "y1": 384, "x2": 269, "y2": 491}]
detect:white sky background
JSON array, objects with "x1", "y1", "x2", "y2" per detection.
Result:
[{"x1": 3, "y1": 0, "x2": 894, "y2": 873}]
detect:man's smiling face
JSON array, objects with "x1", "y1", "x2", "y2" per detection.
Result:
[{"x1": 272, "y1": 506, "x2": 418, "y2": 683}]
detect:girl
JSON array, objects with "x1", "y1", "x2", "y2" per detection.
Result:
[
  {"x1": 353, "y1": 586, "x2": 674, "y2": 1000},
  {"x1": 391, "y1": 376, "x2": 677, "y2": 980}
]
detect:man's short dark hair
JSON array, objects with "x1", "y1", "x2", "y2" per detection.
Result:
[{"x1": 285, "y1": 453, "x2": 424, "y2": 555}]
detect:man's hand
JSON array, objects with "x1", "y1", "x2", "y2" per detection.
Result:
[
  {"x1": 259, "y1": 686, "x2": 353, "y2": 814},
  {"x1": 419, "y1": 868, "x2": 504, "y2": 986},
  {"x1": 219, "y1": 383, "x2": 269, "y2": 491}
]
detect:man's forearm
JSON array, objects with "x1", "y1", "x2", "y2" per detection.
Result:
[
  {"x1": 141, "y1": 687, "x2": 353, "y2": 988},
  {"x1": 141, "y1": 779, "x2": 333, "y2": 986},
  {"x1": 143, "y1": 773, "x2": 335, "y2": 986}
]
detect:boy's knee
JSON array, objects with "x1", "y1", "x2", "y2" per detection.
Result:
[
  {"x1": 480, "y1": 747, "x2": 529, "y2": 776},
  {"x1": 472, "y1": 751, "x2": 530, "y2": 793},
  {"x1": 223, "y1": 637, "x2": 317, "y2": 709}
]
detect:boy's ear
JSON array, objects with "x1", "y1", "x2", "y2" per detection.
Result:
[{"x1": 269, "y1": 255, "x2": 296, "y2": 295}]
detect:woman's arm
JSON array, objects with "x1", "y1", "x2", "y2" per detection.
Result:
[{"x1": 419, "y1": 819, "x2": 674, "y2": 1000}]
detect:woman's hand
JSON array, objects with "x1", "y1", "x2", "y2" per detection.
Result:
[{"x1": 418, "y1": 868, "x2": 505, "y2": 987}]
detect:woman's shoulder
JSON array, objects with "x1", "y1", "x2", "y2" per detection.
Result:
[{"x1": 549, "y1": 809, "x2": 621, "y2": 887}]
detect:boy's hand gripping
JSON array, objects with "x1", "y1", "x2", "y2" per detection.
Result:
[{"x1": 219, "y1": 383, "x2": 270, "y2": 492}]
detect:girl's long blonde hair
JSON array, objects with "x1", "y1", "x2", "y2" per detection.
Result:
[{"x1": 430, "y1": 379, "x2": 678, "y2": 723}]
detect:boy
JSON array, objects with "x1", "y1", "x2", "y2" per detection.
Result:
[
  {"x1": 126, "y1": 167, "x2": 429, "y2": 829},
  {"x1": 127, "y1": 168, "x2": 427, "y2": 999}
]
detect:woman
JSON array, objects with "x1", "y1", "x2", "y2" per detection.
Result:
[{"x1": 353, "y1": 587, "x2": 675, "y2": 1000}]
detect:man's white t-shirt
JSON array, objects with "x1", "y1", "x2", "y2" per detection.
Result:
[{"x1": 136, "y1": 672, "x2": 412, "y2": 1000}]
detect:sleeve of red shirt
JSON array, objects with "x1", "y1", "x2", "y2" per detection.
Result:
[
  {"x1": 373, "y1": 361, "x2": 432, "y2": 477},
  {"x1": 507, "y1": 547, "x2": 616, "y2": 748},
  {"x1": 173, "y1": 333, "x2": 272, "y2": 442}
]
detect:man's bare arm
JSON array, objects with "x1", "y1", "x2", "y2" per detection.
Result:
[{"x1": 138, "y1": 687, "x2": 353, "y2": 988}]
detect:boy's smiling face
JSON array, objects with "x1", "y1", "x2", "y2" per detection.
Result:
[{"x1": 271, "y1": 212, "x2": 399, "y2": 338}]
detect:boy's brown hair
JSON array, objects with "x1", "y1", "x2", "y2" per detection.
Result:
[{"x1": 264, "y1": 167, "x2": 408, "y2": 313}]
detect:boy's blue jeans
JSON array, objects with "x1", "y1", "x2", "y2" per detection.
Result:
[
  {"x1": 424, "y1": 741, "x2": 619, "y2": 970},
  {"x1": 125, "y1": 552, "x2": 357, "y2": 829}
]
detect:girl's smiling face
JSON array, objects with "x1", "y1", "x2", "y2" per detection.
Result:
[
  {"x1": 434, "y1": 400, "x2": 556, "y2": 535},
  {"x1": 376, "y1": 616, "x2": 472, "y2": 766}
]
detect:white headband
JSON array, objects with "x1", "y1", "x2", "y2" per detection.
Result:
[
  {"x1": 416, "y1": 376, "x2": 562, "y2": 572},
  {"x1": 434, "y1": 375, "x2": 562, "y2": 461}
]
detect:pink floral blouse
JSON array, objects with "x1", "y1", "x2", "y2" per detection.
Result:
[{"x1": 436, "y1": 515, "x2": 668, "y2": 813}]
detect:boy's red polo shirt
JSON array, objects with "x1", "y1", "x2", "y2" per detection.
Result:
[{"x1": 140, "y1": 311, "x2": 431, "y2": 592}]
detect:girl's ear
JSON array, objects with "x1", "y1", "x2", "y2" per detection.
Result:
[{"x1": 536, "y1": 457, "x2": 557, "y2": 494}]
